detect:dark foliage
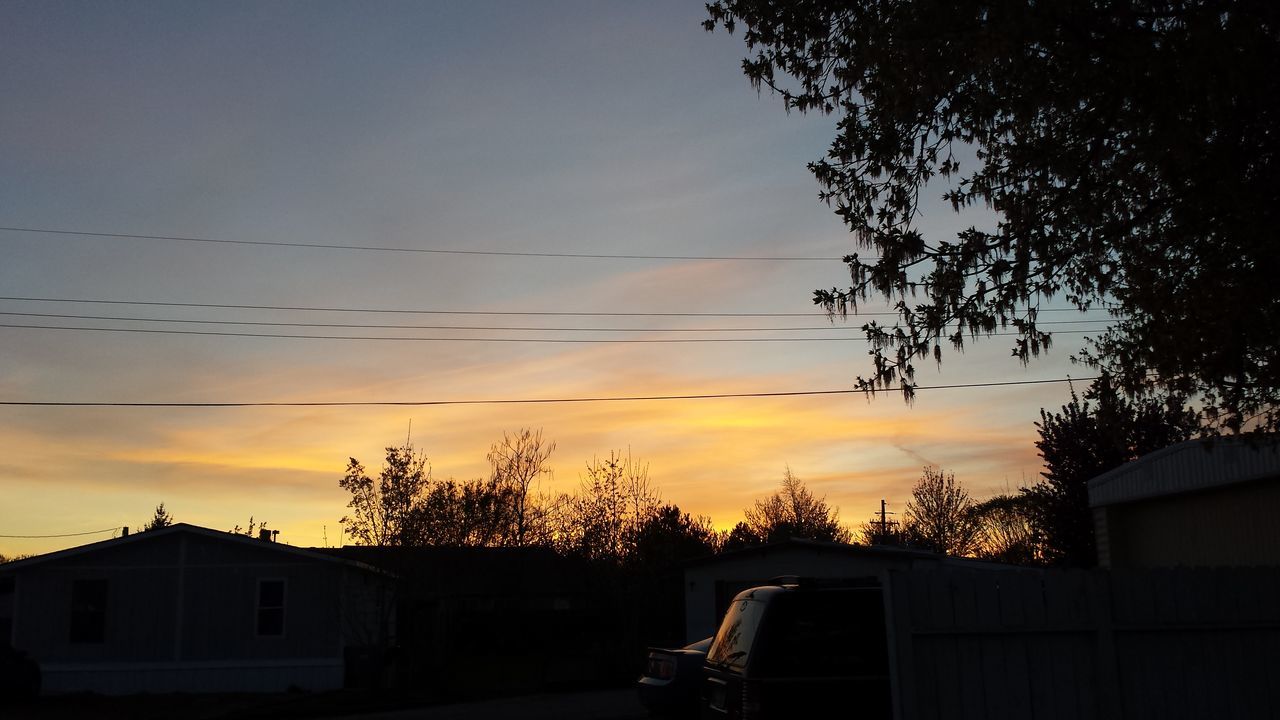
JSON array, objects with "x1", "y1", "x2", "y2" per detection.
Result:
[
  {"x1": 416, "y1": 477, "x2": 517, "y2": 547},
  {"x1": 968, "y1": 493, "x2": 1040, "y2": 565},
  {"x1": 1023, "y1": 376, "x2": 1201, "y2": 566},
  {"x1": 903, "y1": 467, "x2": 980, "y2": 556},
  {"x1": 858, "y1": 514, "x2": 904, "y2": 547},
  {"x1": 706, "y1": 1, "x2": 1280, "y2": 431},
  {"x1": 721, "y1": 521, "x2": 764, "y2": 552},
  {"x1": 339, "y1": 444, "x2": 431, "y2": 547},
  {"x1": 630, "y1": 503, "x2": 717, "y2": 569},
  {"x1": 141, "y1": 502, "x2": 173, "y2": 532},
  {"x1": 743, "y1": 467, "x2": 851, "y2": 543}
]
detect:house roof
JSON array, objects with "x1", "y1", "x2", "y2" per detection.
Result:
[
  {"x1": 0, "y1": 522, "x2": 387, "y2": 575},
  {"x1": 1088, "y1": 435, "x2": 1280, "y2": 508}
]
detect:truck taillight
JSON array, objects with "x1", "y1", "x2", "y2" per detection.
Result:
[{"x1": 646, "y1": 655, "x2": 675, "y2": 680}]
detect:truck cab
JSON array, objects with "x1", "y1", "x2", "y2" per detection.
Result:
[{"x1": 701, "y1": 580, "x2": 891, "y2": 719}]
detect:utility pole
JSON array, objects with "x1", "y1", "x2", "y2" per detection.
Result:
[{"x1": 874, "y1": 499, "x2": 896, "y2": 544}]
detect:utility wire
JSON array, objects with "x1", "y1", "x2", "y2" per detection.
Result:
[
  {"x1": 0, "y1": 323, "x2": 1097, "y2": 343},
  {"x1": 0, "y1": 311, "x2": 1116, "y2": 333},
  {"x1": 0, "y1": 376, "x2": 1099, "y2": 407},
  {"x1": 0, "y1": 527, "x2": 121, "y2": 539},
  {"x1": 0, "y1": 226, "x2": 849, "y2": 261},
  {"x1": 0, "y1": 296, "x2": 1110, "y2": 319}
]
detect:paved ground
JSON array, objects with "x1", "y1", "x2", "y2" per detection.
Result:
[{"x1": 337, "y1": 688, "x2": 648, "y2": 720}]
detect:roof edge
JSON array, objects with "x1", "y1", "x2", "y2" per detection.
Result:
[{"x1": 0, "y1": 523, "x2": 386, "y2": 575}]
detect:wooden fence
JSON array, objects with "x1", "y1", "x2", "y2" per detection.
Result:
[{"x1": 885, "y1": 567, "x2": 1280, "y2": 720}]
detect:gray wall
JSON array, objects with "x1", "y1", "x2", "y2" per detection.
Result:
[{"x1": 1098, "y1": 476, "x2": 1280, "y2": 568}]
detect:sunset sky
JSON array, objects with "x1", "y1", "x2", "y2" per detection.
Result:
[{"x1": 0, "y1": 1, "x2": 1110, "y2": 556}]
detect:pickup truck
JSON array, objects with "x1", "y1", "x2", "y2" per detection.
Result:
[{"x1": 701, "y1": 580, "x2": 891, "y2": 719}]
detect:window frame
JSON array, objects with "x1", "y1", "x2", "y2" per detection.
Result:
[
  {"x1": 68, "y1": 578, "x2": 109, "y2": 644},
  {"x1": 255, "y1": 577, "x2": 287, "y2": 638}
]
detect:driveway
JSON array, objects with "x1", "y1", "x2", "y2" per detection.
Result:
[{"x1": 337, "y1": 688, "x2": 647, "y2": 720}]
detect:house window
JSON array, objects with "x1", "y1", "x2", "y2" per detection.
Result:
[
  {"x1": 69, "y1": 579, "x2": 108, "y2": 644},
  {"x1": 256, "y1": 579, "x2": 286, "y2": 636}
]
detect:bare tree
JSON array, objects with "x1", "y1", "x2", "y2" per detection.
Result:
[
  {"x1": 743, "y1": 467, "x2": 850, "y2": 543},
  {"x1": 487, "y1": 428, "x2": 556, "y2": 547},
  {"x1": 903, "y1": 467, "x2": 981, "y2": 556},
  {"x1": 568, "y1": 450, "x2": 661, "y2": 563}
]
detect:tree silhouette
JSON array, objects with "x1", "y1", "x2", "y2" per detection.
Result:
[
  {"x1": 857, "y1": 515, "x2": 903, "y2": 547},
  {"x1": 718, "y1": 521, "x2": 762, "y2": 553},
  {"x1": 706, "y1": 1, "x2": 1280, "y2": 432},
  {"x1": 339, "y1": 443, "x2": 431, "y2": 546},
  {"x1": 1023, "y1": 376, "x2": 1200, "y2": 566},
  {"x1": 563, "y1": 450, "x2": 661, "y2": 563},
  {"x1": 630, "y1": 504, "x2": 717, "y2": 569},
  {"x1": 969, "y1": 493, "x2": 1040, "y2": 565},
  {"x1": 743, "y1": 467, "x2": 849, "y2": 543},
  {"x1": 142, "y1": 502, "x2": 174, "y2": 532},
  {"x1": 416, "y1": 477, "x2": 516, "y2": 547},
  {"x1": 903, "y1": 467, "x2": 980, "y2": 556},
  {"x1": 487, "y1": 428, "x2": 556, "y2": 547}
]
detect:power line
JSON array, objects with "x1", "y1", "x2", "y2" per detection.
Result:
[
  {"x1": 0, "y1": 311, "x2": 1116, "y2": 333},
  {"x1": 0, "y1": 377, "x2": 1098, "y2": 408},
  {"x1": 0, "y1": 295, "x2": 1110, "y2": 319},
  {"x1": 0, "y1": 323, "x2": 1097, "y2": 343},
  {"x1": 0, "y1": 527, "x2": 121, "y2": 539},
  {"x1": 0, "y1": 225, "x2": 849, "y2": 262}
]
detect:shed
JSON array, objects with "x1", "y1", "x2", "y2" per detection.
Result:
[
  {"x1": 1088, "y1": 436, "x2": 1280, "y2": 568},
  {"x1": 0, "y1": 523, "x2": 393, "y2": 695},
  {"x1": 682, "y1": 538, "x2": 1007, "y2": 643}
]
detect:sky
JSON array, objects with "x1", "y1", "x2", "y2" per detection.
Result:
[{"x1": 0, "y1": 0, "x2": 1109, "y2": 556}]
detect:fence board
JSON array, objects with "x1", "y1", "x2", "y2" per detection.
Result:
[
  {"x1": 978, "y1": 636, "x2": 1009, "y2": 718},
  {"x1": 910, "y1": 637, "x2": 940, "y2": 720},
  {"x1": 1024, "y1": 632, "x2": 1057, "y2": 720},
  {"x1": 886, "y1": 572, "x2": 920, "y2": 720},
  {"x1": 1180, "y1": 632, "x2": 1210, "y2": 720},
  {"x1": 1000, "y1": 635, "x2": 1033, "y2": 718},
  {"x1": 974, "y1": 573, "x2": 1000, "y2": 629},
  {"x1": 930, "y1": 636, "x2": 962, "y2": 720},
  {"x1": 955, "y1": 637, "x2": 987, "y2": 720},
  {"x1": 1151, "y1": 568, "x2": 1179, "y2": 625},
  {"x1": 887, "y1": 567, "x2": 1280, "y2": 720}
]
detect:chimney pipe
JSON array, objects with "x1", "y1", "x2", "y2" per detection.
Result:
[{"x1": 122, "y1": 526, "x2": 129, "y2": 537}]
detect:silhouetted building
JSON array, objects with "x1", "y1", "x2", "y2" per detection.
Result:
[
  {"x1": 1089, "y1": 436, "x2": 1280, "y2": 568},
  {"x1": 316, "y1": 545, "x2": 612, "y2": 694},
  {"x1": 0, "y1": 523, "x2": 392, "y2": 695}
]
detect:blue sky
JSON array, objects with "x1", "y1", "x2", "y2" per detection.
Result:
[{"x1": 0, "y1": 1, "x2": 1106, "y2": 554}]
